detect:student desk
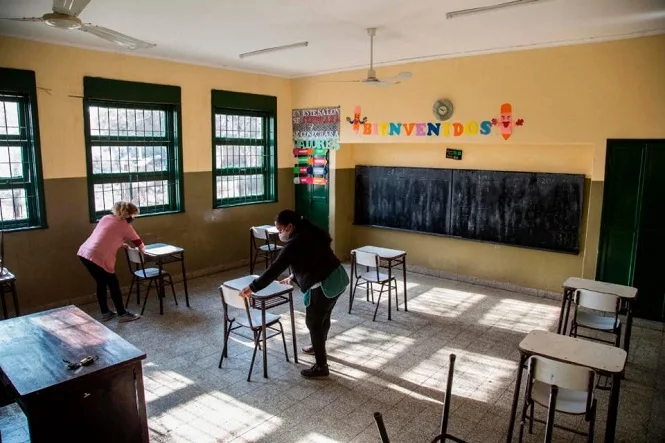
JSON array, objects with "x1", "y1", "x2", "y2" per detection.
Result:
[
  {"x1": 0, "y1": 305, "x2": 148, "y2": 443},
  {"x1": 144, "y1": 243, "x2": 190, "y2": 314},
  {"x1": 505, "y1": 330, "x2": 627, "y2": 443},
  {"x1": 558, "y1": 277, "x2": 637, "y2": 354},
  {"x1": 223, "y1": 275, "x2": 298, "y2": 378},
  {"x1": 349, "y1": 246, "x2": 408, "y2": 314}
]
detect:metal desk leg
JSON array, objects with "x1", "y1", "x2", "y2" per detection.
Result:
[
  {"x1": 402, "y1": 256, "x2": 408, "y2": 312},
  {"x1": 623, "y1": 300, "x2": 634, "y2": 355},
  {"x1": 10, "y1": 282, "x2": 18, "y2": 317},
  {"x1": 262, "y1": 299, "x2": 268, "y2": 378},
  {"x1": 288, "y1": 291, "x2": 298, "y2": 364},
  {"x1": 605, "y1": 372, "x2": 622, "y2": 443},
  {"x1": 387, "y1": 261, "x2": 393, "y2": 320},
  {"x1": 557, "y1": 288, "x2": 572, "y2": 334},
  {"x1": 180, "y1": 252, "x2": 190, "y2": 307},
  {"x1": 506, "y1": 353, "x2": 527, "y2": 443},
  {"x1": 0, "y1": 285, "x2": 7, "y2": 319},
  {"x1": 348, "y1": 256, "x2": 356, "y2": 314},
  {"x1": 158, "y1": 261, "x2": 164, "y2": 315}
]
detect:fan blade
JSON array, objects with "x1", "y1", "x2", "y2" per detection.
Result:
[
  {"x1": 392, "y1": 72, "x2": 413, "y2": 81},
  {"x1": 80, "y1": 24, "x2": 156, "y2": 50},
  {"x1": 0, "y1": 17, "x2": 44, "y2": 22},
  {"x1": 53, "y1": 0, "x2": 91, "y2": 17},
  {"x1": 319, "y1": 80, "x2": 364, "y2": 83}
]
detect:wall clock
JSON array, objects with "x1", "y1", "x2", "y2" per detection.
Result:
[{"x1": 433, "y1": 99, "x2": 454, "y2": 121}]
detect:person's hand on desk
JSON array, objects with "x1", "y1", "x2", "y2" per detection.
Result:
[
  {"x1": 280, "y1": 274, "x2": 294, "y2": 286},
  {"x1": 240, "y1": 287, "x2": 253, "y2": 299}
]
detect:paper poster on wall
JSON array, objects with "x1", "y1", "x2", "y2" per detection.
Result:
[
  {"x1": 292, "y1": 106, "x2": 340, "y2": 186},
  {"x1": 350, "y1": 103, "x2": 524, "y2": 140}
]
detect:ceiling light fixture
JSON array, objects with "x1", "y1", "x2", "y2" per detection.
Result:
[
  {"x1": 446, "y1": 0, "x2": 547, "y2": 19},
  {"x1": 239, "y1": 41, "x2": 309, "y2": 59}
]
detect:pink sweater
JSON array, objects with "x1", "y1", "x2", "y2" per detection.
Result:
[{"x1": 78, "y1": 215, "x2": 143, "y2": 273}]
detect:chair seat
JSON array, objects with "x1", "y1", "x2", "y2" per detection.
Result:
[
  {"x1": 576, "y1": 311, "x2": 620, "y2": 331},
  {"x1": 236, "y1": 309, "x2": 281, "y2": 329},
  {"x1": 358, "y1": 271, "x2": 394, "y2": 284},
  {"x1": 134, "y1": 268, "x2": 168, "y2": 279},
  {"x1": 258, "y1": 244, "x2": 282, "y2": 252},
  {"x1": 532, "y1": 381, "x2": 588, "y2": 415}
]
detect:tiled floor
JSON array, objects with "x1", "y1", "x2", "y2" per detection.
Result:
[{"x1": 1, "y1": 266, "x2": 664, "y2": 443}]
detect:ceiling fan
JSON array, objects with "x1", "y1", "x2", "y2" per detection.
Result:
[
  {"x1": 324, "y1": 28, "x2": 412, "y2": 87},
  {"x1": 0, "y1": 0, "x2": 156, "y2": 50}
]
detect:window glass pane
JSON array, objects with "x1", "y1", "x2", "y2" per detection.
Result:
[
  {"x1": 90, "y1": 146, "x2": 168, "y2": 174},
  {"x1": 215, "y1": 145, "x2": 264, "y2": 169},
  {"x1": 0, "y1": 101, "x2": 20, "y2": 136},
  {"x1": 89, "y1": 106, "x2": 166, "y2": 138},
  {"x1": 0, "y1": 146, "x2": 24, "y2": 178},
  {"x1": 0, "y1": 188, "x2": 27, "y2": 221},
  {"x1": 216, "y1": 175, "x2": 264, "y2": 200},
  {"x1": 215, "y1": 114, "x2": 262, "y2": 139},
  {"x1": 93, "y1": 180, "x2": 170, "y2": 212}
]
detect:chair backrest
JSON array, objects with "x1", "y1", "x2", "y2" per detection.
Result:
[
  {"x1": 220, "y1": 285, "x2": 250, "y2": 309},
  {"x1": 575, "y1": 289, "x2": 619, "y2": 313},
  {"x1": 126, "y1": 247, "x2": 144, "y2": 266},
  {"x1": 251, "y1": 226, "x2": 270, "y2": 242},
  {"x1": 529, "y1": 356, "x2": 594, "y2": 393},
  {"x1": 354, "y1": 250, "x2": 379, "y2": 268}
]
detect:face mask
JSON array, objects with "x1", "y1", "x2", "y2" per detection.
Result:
[
  {"x1": 126, "y1": 217, "x2": 135, "y2": 224},
  {"x1": 278, "y1": 229, "x2": 290, "y2": 242}
]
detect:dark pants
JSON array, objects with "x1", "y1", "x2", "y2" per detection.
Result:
[
  {"x1": 305, "y1": 287, "x2": 338, "y2": 366},
  {"x1": 80, "y1": 257, "x2": 126, "y2": 315}
]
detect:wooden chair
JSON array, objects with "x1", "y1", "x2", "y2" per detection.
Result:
[
  {"x1": 374, "y1": 354, "x2": 467, "y2": 443},
  {"x1": 570, "y1": 289, "x2": 622, "y2": 348},
  {"x1": 249, "y1": 226, "x2": 282, "y2": 274},
  {"x1": 519, "y1": 356, "x2": 597, "y2": 443},
  {"x1": 352, "y1": 250, "x2": 398, "y2": 321},
  {"x1": 218, "y1": 285, "x2": 289, "y2": 382},
  {"x1": 124, "y1": 247, "x2": 176, "y2": 315}
]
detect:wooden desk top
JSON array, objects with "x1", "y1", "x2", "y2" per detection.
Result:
[
  {"x1": 222, "y1": 275, "x2": 293, "y2": 299},
  {"x1": 353, "y1": 246, "x2": 406, "y2": 259},
  {"x1": 563, "y1": 277, "x2": 637, "y2": 300},
  {"x1": 0, "y1": 306, "x2": 146, "y2": 397},
  {"x1": 519, "y1": 330, "x2": 626, "y2": 374},
  {"x1": 144, "y1": 243, "x2": 184, "y2": 256}
]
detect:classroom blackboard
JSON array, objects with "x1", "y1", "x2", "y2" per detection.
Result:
[{"x1": 354, "y1": 166, "x2": 584, "y2": 253}]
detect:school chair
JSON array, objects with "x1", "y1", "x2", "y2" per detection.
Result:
[
  {"x1": 569, "y1": 289, "x2": 622, "y2": 348},
  {"x1": 249, "y1": 226, "x2": 282, "y2": 274},
  {"x1": 218, "y1": 285, "x2": 289, "y2": 382},
  {"x1": 519, "y1": 356, "x2": 597, "y2": 443},
  {"x1": 352, "y1": 250, "x2": 398, "y2": 321},
  {"x1": 124, "y1": 247, "x2": 176, "y2": 315}
]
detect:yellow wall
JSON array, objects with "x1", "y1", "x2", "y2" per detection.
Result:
[
  {"x1": 293, "y1": 35, "x2": 665, "y2": 292},
  {"x1": 0, "y1": 36, "x2": 294, "y2": 179}
]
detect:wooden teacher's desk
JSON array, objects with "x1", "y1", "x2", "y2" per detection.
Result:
[{"x1": 0, "y1": 306, "x2": 148, "y2": 443}]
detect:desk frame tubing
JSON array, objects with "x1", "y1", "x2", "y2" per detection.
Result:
[
  {"x1": 288, "y1": 293, "x2": 298, "y2": 364},
  {"x1": 505, "y1": 352, "x2": 622, "y2": 443},
  {"x1": 180, "y1": 252, "x2": 190, "y2": 307},
  {"x1": 261, "y1": 299, "x2": 268, "y2": 378}
]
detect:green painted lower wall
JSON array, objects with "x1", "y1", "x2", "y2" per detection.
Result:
[{"x1": 4, "y1": 169, "x2": 294, "y2": 312}]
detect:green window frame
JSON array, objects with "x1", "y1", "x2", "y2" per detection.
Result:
[
  {"x1": 211, "y1": 90, "x2": 277, "y2": 208},
  {"x1": 83, "y1": 77, "x2": 184, "y2": 221},
  {"x1": 0, "y1": 68, "x2": 47, "y2": 231}
]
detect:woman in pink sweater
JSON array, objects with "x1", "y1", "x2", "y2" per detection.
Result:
[{"x1": 78, "y1": 201, "x2": 144, "y2": 322}]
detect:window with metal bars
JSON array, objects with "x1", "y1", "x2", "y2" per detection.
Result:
[
  {"x1": 83, "y1": 77, "x2": 183, "y2": 221},
  {"x1": 0, "y1": 68, "x2": 47, "y2": 231},
  {"x1": 212, "y1": 90, "x2": 277, "y2": 208}
]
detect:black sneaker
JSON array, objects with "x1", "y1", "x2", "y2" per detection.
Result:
[
  {"x1": 302, "y1": 345, "x2": 315, "y2": 355},
  {"x1": 101, "y1": 311, "x2": 118, "y2": 322},
  {"x1": 300, "y1": 364, "x2": 329, "y2": 379}
]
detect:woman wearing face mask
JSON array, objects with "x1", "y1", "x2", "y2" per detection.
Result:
[
  {"x1": 77, "y1": 201, "x2": 144, "y2": 323},
  {"x1": 240, "y1": 209, "x2": 349, "y2": 379}
]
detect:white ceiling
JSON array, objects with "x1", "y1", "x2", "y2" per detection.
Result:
[{"x1": 0, "y1": 0, "x2": 664, "y2": 77}]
